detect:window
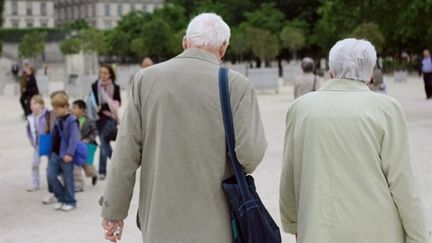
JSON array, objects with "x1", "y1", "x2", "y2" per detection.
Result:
[
  {"x1": 41, "y1": 3, "x2": 47, "y2": 16},
  {"x1": 26, "y1": 20, "x2": 34, "y2": 28},
  {"x1": 142, "y1": 3, "x2": 146, "y2": 12},
  {"x1": 105, "y1": 4, "x2": 110, "y2": 16},
  {"x1": 26, "y1": 2, "x2": 33, "y2": 16},
  {"x1": 75, "y1": 6, "x2": 80, "y2": 18},
  {"x1": 11, "y1": 2, "x2": 18, "y2": 15},
  {"x1": 104, "y1": 20, "x2": 112, "y2": 29},
  {"x1": 117, "y1": 4, "x2": 123, "y2": 16},
  {"x1": 92, "y1": 4, "x2": 96, "y2": 17},
  {"x1": 11, "y1": 20, "x2": 19, "y2": 28},
  {"x1": 130, "y1": 3, "x2": 135, "y2": 12}
]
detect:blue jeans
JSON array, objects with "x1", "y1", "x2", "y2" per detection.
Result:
[
  {"x1": 96, "y1": 119, "x2": 115, "y2": 175},
  {"x1": 47, "y1": 153, "x2": 76, "y2": 206}
]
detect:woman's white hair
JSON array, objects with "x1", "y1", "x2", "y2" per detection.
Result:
[
  {"x1": 329, "y1": 38, "x2": 377, "y2": 82},
  {"x1": 185, "y1": 13, "x2": 231, "y2": 49}
]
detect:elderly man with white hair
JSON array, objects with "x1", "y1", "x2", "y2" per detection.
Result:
[
  {"x1": 100, "y1": 13, "x2": 267, "y2": 242},
  {"x1": 280, "y1": 38, "x2": 429, "y2": 243}
]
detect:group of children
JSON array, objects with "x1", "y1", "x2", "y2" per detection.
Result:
[{"x1": 26, "y1": 91, "x2": 98, "y2": 211}]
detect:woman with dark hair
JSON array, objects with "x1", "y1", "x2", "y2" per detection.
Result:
[
  {"x1": 20, "y1": 66, "x2": 39, "y2": 116},
  {"x1": 91, "y1": 64, "x2": 121, "y2": 180}
]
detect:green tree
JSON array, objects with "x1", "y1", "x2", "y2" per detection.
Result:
[
  {"x1": 280, "y1": 25, "x2": 305, "y2": 60},
  {"x1": 350, "y1": 22, "x2": 385, "y2": 53},
  {"x1": 246, "y1": 27, "x2": 280, "y2": 64},
  {"x1": 229, "y1": 27, "x2": 250, "y2": 61},
  {"x1": 59, "y1": 38, "x2": 81, "y2": 55},
  {"x1": 18, "y1": 32, "x2": 47, "y2": 58},
  {"x1": 0, "y1": 0, "x2": 4, "y2": 26},
  {"x1": 64, "y1": 19, "x2": 90, "y2": 31},
  {"x1": 130, "y1": 18, "x2": 175, "y2": 59},
  {"x1": 79, "y1": 28, "x2": 106, "y2": 54},
  {"x1": 244, "y1": 3, "x2": 286, "y2": 34}
]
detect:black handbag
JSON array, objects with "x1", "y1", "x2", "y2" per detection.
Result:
[{"x1": 218, "y1": 67, "x2": 281, "y2": 243}]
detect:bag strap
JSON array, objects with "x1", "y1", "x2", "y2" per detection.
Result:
[
  {"x1": 312, "y1": 74, "x2": 317, "y2": 92},
  {"x1": 218, "y1": 67, "x2": 251, "y2": 201}
]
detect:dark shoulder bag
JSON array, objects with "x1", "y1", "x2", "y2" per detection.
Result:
[{"x1": 219, "y1": 67, "x2": 281, "y2": 243}]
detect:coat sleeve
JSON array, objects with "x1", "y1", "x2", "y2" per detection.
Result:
[
  {"x1": 381, "y1": 100, "x2": 429, "y2": 243},
  {"x1": 231, "y1": 74, "x2": 267, "y2": 174},
  {"x1": 26, "y1": 121, "x2": 33, "y2": 144},
  {"x1": 279, "y1": 105, "x2": 298, "y2": 234},
  {"x1": 65, "y1": 119, "x2": 80, "y2": 156},
  {"x1": 101, "y1": 78, "x2": 142, "y2": 220}
]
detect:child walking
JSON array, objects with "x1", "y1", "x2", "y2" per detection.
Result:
[
  {"x1": 72, "y1": 99, "x2": 98, "y2": 192},
  {"x1": 47, "y1": 91, "x2": 79, "y2": 211},
  {"x1": 26, "y1": 95, "x2": 50, "y2": 192}
]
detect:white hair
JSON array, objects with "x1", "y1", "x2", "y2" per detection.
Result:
[
  {"x1": 329, "y1": 38, "x2": 377, "y2": 82},
  {"x1": 185, "y1": 13, "x2": 231, "y2": 49}
]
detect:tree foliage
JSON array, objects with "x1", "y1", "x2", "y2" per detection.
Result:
[
  {"x1": 59, "y1": 38, "x2": 81, "y2": 55},
  {"x1": 246, "y1": 28, "x2": 280, "y2": 62},
  {"x1": 280, "y1": 26, "x2": 305, "y2": 53},
  {"x1": 18, "y1": 32, "x2": 47, "y2": 58},
  {"x1": 350, "y1": 23, "x2": 385, "y2": 52}
]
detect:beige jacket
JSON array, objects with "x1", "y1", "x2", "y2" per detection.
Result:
[
  {"x1": 294, "y1": 73, "x2": 324, "y2": 99},
  {"x1": 280, "y1": 79, "x2": 429, "y2": 243},
  {"x1": 101, "y1": 48, "x2": 267, "y2": 243}
]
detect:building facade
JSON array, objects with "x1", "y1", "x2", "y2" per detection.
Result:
[
  {"x1": 2, "y1": 0, "x2": 56, "y2": 28},
  {"x1": 2, "y1": 0, "x2": 164, "y2": 29},
  {"x1": 54, "y1": 0, "x2": 164, "y2": 30}
]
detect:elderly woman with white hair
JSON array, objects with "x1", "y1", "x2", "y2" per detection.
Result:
[
  {"x1": 100, "y1": 13, "x2": 267, "y2": 242},
  {"x1": 280, "y1": 38, "x2": 429, "y2": 243}
]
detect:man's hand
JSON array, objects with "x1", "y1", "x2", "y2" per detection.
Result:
[
  {"x1": 102, "y1": 219, "x2": 124, "y2": 242},
  {"x1": 63, "y1": 155, "x2": 73, "y2": 163}
]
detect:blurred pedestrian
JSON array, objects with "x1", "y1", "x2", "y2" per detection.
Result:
[
  {"x1": 72, "y1": 99, "x2": 98, "y2": 192},
  {"x1": 419, "y1": 49, "x2": 432, "y2": 99},
  {"x1": 141, "y1": 57, "x2": 153, "y2": 69},
  {"x1": 47, "y1": 92, "x2": 79, "y2": 211},
  {"x1": 100, "y1": 13, "x2": 267, "y2": 242},
  {"x1": 19, "y1": 65, "x2": 39, "y2": 117},
  {"x1": 294, "y1": 57, "x2": 323, "y2": 99},
  {"x1": 368, "y1": 63, "x2": 387, "y2": 94},
  {"x1": 280, "y1": 38, "x2": 429, "y2": 243},
  {"x1": 90, "y1": 64, "x2": 121, "y2": 180},
  {"x1": 25, "y1": 95, "x2": 50, "y2": 192}
]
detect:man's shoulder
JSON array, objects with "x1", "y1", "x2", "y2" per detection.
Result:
[{"x1": 227, "y1": 68, "x2": 254, "y2": 91}]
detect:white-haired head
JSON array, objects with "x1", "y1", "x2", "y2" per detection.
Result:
[
  {"x1": 184, "y1": 13, "x2": 230, "y2": 50},
  {"x1": 329, "y1": 38, "x2": 377, "y2": 82}
]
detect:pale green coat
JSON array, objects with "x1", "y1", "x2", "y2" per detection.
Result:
[
  {"x1": 100, "y1": 48, "x2": 267, "y2": 243},
  {"x1": 280, "y1": 79, "x2": 429, "y2": 243}
]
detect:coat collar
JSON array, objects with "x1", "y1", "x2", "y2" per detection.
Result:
[
  {"x1": 175, "y1": 48, "x2": 220, "y2": 65},
  {"x1": 319, "y1": 79, "x2": 370, "y2": 92}
]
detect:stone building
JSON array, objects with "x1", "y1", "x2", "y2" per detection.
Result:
[
  {"x1": 54, "y1": 0, "x2": 165, "y2": 29},
  {"x1": 2, "y1": 0, "x2": 164, "y2": 29},
  {"x1": 2, "y1": 0, "x2": 56, "y2": 28}
]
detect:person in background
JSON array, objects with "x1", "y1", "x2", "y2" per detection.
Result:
[
  {"x1": 47, "y1": 92, "x2": 79, "y2": 211},
  {"x1": 25, "y1": 95, "x2": 50, "y2": 192},
  {"x1": 280, "y1": 38, "x2": 429, "y2": 243},
  {"x1": 368, "y1": 63, "x2": 387, "y2": 94},
  {"x1": 91, "y1": 64, "x2": 121, "y2": 180},
  {"x1": 419, "y1": 49, "x2": 432, "y2": 99},
  {"x1": 72, "y1": 99, "x2": 98, "y2": 192},
  {"x1": 20, "y1": 65, "x2": 39, "y2": 117},
  {"x1": 293, "y1": 57, "x2": 323, "y2": 99},
  {"x1": 141, "y1": 57, "x2": 154, "y2": 69}
]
